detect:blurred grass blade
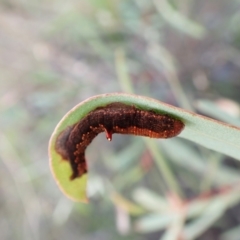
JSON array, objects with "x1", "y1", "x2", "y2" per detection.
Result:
[
  {"x1": 160, "y1": 138, "x2": 240, "y2": 185},
  {"x1": 147, "y1": 43, "x2": 193, "y2": 111},
  {"x1": 153, "y1": 0, "x2": 206, "y2": 39},
  {"x1": 185, "y1": 185, "x2": 240, "y2": 220},
  {"x1": 110, "y1": 192, "x2": 145, "y2": 215},
  {"x1": 161, "y1": 214, "x2": 185, "y2": 240},
  {"x1": 196, "y1": 99, "x2": 240, "y2": 127},
  {"x1": 113, "y1": 166, "x2": 144, "y2": 190},
  {"x1": 134, "y1": 213, "x2": 174, "y2": 233},
  {"x1": 184, "y1": 199, "x2": 224, "y2": 240},
  {"x1": 144, "y1": 139, "x2": 183, "y2": 197},
  {"x1": 103, "y1": 138, "x2": 145, "y2": 171},
  {"x1": 183, "y1": 187, "x2": 240, "y2": 240},
  {"x1": 115, "y1": 48, "x2": 133, "y2": 93},
  {"x1": 132, "y1": 188, "x2": 167, "y2": 212},
  {"x1": 220, "y1": 226, "x2": 240, "y2": 240}
]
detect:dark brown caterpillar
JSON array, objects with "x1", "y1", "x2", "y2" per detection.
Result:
[{"x1": 55, "y1": 102, "x2": 184, "y2": 180}]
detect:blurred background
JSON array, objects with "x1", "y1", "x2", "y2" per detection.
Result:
[{"x1": 1, "y1": 0, "x2": 240, "y2": 239}]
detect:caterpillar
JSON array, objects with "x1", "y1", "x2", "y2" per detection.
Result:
[{"x1": 55, "y1": 102, "x2": 184, "y2": 180}]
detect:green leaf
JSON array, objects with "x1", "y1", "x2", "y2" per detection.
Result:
[{"x1": 49, "y1": 93, "x2": 240, "y2": 202}]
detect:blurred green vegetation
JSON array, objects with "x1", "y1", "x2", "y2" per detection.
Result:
[{"x1": 1, "y1": 0, "x2": 240, "y2": 239}]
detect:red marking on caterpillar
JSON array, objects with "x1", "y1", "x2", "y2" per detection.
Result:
[
  {"x1": 55, "y1": 103, "x2": 184, "y2": 179},
  {"x1": 104, "y1": 128, "x2": 112, "y2": 141}
]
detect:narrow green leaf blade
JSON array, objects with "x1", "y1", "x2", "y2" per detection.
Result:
[{"x1": 49, "y1": 93, "x2": 240, "y2": 202}]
